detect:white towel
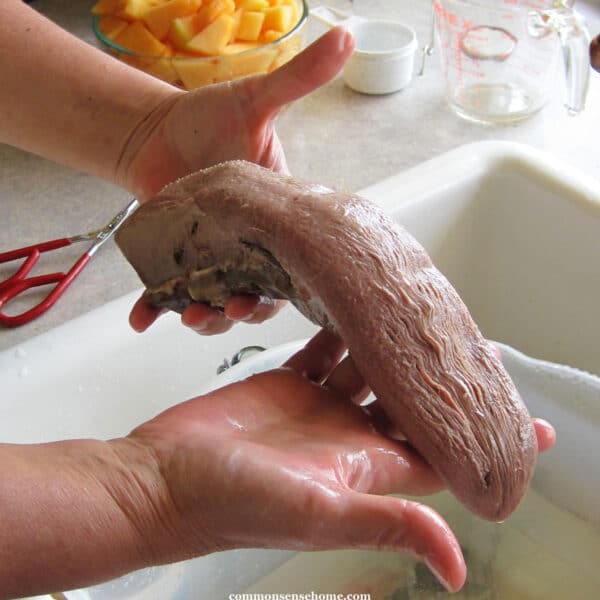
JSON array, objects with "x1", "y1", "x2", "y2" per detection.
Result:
[{"x1": 496, "y1": 343, "x2": 600, "y2": 526}]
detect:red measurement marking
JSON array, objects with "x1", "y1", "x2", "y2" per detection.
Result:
[
  {"x1": 504, "y1": 0, "x2": 548, "y2": 9},
  {"x1": 434, "y1": 1, "x2": 473, "y2": 32}
]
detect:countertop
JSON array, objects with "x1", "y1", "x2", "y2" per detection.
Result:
[{"x1": 1, "y1": 0, "x2": 600, "y2": 351}]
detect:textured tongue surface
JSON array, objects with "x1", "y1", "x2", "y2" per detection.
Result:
[{"x1": 115, "y1": 160, "x2": 538, "y2": 521}]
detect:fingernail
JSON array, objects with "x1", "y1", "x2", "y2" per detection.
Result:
[
  {"x1": 424, "y1": 558, "x2": 453, "y2": 593},
  {"x1": 237, "y1": 311, "x2": 256, "y2": 322},
  {"x1": 130, "y1": 321, "x2": 146, "y2": 333},
  {"x1": 341, "y1": 28, "x2": 355, "y2": 53},
  {"x1": 182, "y1": 314, "x2": 208, "y2": 331}
]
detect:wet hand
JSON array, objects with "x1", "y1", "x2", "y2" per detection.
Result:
[{"x1": 124, "y1": 329, "x2": 555, "y2": 593}]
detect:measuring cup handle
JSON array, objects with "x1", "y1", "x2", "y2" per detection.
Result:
[
  {"x1": 530, "y1": 8, "x2": 590, "y2": 115},
  {"x1": 558, "y1": 12, "x2": 591, "y2": 115},
  {"x1": 309, "y1": 6, "x2": 362, "y2": 30}
]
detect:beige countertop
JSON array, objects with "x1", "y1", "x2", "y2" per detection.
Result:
[{"x1": 1, "y1": 0, "x2": 599, "y2": 351}]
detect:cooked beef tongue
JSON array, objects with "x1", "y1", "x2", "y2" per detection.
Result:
[{"x1": 115, "y1": 161, "x2": 537, "y2": 522}]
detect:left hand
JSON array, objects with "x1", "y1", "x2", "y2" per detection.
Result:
[
  {"x1": 0, "y1": 329, "x2": 557, "y2": 597},
  {"x1": 126, "y1": 28, "x2": 354, "y2": 335},
  {"x1": 122, "y1": 329, "x2": 556, "y2": 594}
]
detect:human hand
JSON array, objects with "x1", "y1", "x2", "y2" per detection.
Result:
[
  {"x1": 120, "y1": 27, "x2": 354, "y2": 200},
  {"x1": 122, "y1": 329, "x2": 555, "y2": 593},
  {"x1": 0, "y1": 330, "x2": 554, "y2": 597},
  {"x1": 124, "y1": 27, "x2": 353, "y2": 335}
]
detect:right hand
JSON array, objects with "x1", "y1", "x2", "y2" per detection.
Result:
[{"x1": 125, "y1": 28, "x2": 355, "y2": 335}]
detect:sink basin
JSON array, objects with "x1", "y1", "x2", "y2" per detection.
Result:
[{"x1": 2, "y1": 142, "x2": 600, "y2": 599}]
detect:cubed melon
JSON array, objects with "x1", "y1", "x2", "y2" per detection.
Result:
[
  {"x1": 262, "y1": 5, "x2": 292, "y2": 32},
  {"x1": 260, "y1": 28, "x2": 282, "y2": 43},
  {"x1": 269, "y1": 32, "x2": 300, "y2": 69},
  {"x1": 230, "y1": 8, "x2": 243, "y2": 41},
  {"x1": 221, "y1": 41, "x2": 260, "y2": 54},
  {"x1": 237, "y1": 11, "x2": 264, "y2": 42},
  {"x1": 146, "y1": 55, "x2": 180, "y2": 84},
  {"x1": 143, "y1": 0, "x2": 202, "y2": 40},
  {"x1": 238, "y1": 0, "x2": 268, "y2": 10},
  {"x1": 283, "y1": 0, "x2": 299, "y2": 23},
  {"x1": 195, "y1": 0, "x2": 235, "y2": 31},
  {"x1": 186, "y1": 14, "x2": 235, "y2": 55},
  {"x1": 114, "y1": 21, "x2": 169, "y2": 55},
  {"x1": 92, "y1": 0, "x2": 122, "y2": 16},
  {"x1": 117, "y1": 0, "x2": 157, "y2": 21},
  {"x1": 173, "y1": 56, "x2": 219, "y2": 88},
  {"x1": 168, "y1": 14, "x2": 199, "y2": 49},
  {"x1": 98, "y1": 16, "x2": 129, "y2": 40},
  {"x1": 218, "y1": 46, "x2": 275, "y2": 79}
]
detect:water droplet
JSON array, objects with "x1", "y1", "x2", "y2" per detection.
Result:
[
  {"x1": 18, "y1": 366, "x2": 29, "y2": 378},
  {"x1": 14, "y1": 347, "x2": 27, "y2": 359}
]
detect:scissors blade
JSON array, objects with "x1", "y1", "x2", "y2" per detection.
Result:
[{"x1": 81, "y1": 198, "x2": 139, "y2": 256}]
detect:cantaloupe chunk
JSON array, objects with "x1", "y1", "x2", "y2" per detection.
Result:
[
  {"x1": 237, "y1": 11, "x2": 264, "y2": 42},
  {"x1": 173, "y1": 56, "x2": 219, "y2": 87},
  {"x1": 195, "y1": 0, "x2": 235, "y2": 31},
  {"x1": 92, "y1": 0, "x2": 122, "y2": 16},
  {"x1": 260, "y1": 28, "x2": 282, "y2": 43},
  {"x1": 117, "y1": 0, "x2": 158, "y2": 21},
  {"x1": 262, "y1": 5, "x2": 292, "y2": 32},
  {"x1": 186, "y1": 14, "x2": 234, "y2": 55},
  {"x1": 283, "y1": 0, "x2": 299, "y2": 24},
  {"x1": 98, "y1": 15, "x2": 130, "y2": 40},
  {"x1": 146, "y1": 53, "x2": 180, "y2": 84},
  {"x1": 143, "y1": 0, "x2": 202, "y2": 40},
  {"x1": 114, "y1": 21, "x2": 169, "y2": 55},
  {"x1": 269, "y1": 32, "x2": 300, "y2": 69},
  {"x1": 218, "y1": 46, "x2": 276, "y2": 79},
  {"x1": 230, "y1": 8, "x2": 243, "y2": 41},
  {"x1": 238, "y1": 0, "x2": 268, "y2": 10},
  {"x1": 221, "y1": 41, "x2": 260, "y2": 54},
  {"x1": 168, "y1": 14, "x2": 199, "y2": 49}
]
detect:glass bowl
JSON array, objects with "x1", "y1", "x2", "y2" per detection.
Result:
[{"x1": 92, "y1": 0, "x2": 308, "y2": 90}]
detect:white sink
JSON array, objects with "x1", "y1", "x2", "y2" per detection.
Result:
[{"x1": 2, "y1": 142, "x2": 600, "y2": 599}]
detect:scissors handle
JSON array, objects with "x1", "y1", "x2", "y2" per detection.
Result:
[
  {"x1": 0, "y1": 238, "x2": 73, "y2": 292},
  {"x1": 0, "y1": 253, "x2": 91, "y2": 327},
  {"x1": 0, "y1": 238, "x2": 72, "y2": 263}
]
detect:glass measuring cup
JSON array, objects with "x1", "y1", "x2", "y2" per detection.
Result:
[{"x1": 433, "y1": 0, "x2": 590, "y2": 124}]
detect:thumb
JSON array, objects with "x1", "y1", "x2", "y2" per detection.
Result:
[
  {"x1": 333, "y1": 493, "x2": 467, "y2": 593},
  {"x1": 252, "y1": 27, "x2": 355, "y2": 114}
]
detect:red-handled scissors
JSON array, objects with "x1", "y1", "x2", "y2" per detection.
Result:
[{"x1": 0, "y1": 198, "x2": 139, "y2": 328}]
